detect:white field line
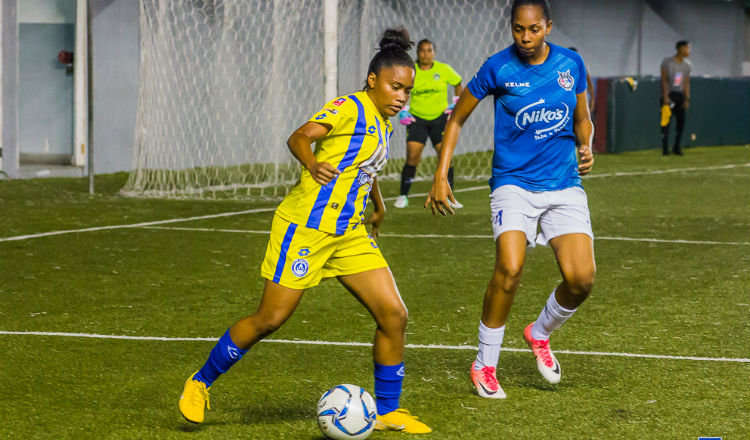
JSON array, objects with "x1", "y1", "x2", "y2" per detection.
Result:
[
  {"x1": 0, "y1": 207, "x2": 276, "y2": 243},
  {"x1": 0, "y1": 163, "x2": 747, "y2": 244},
  {"x1": 141, "y1": 226, "x2": 749, "y2": 246},
  {"x1": 0, "y1": 330, "x2": 746, "y2": 363},
  {"x1": 403, "y1": 162, "x2": 750, "y2": 199}
]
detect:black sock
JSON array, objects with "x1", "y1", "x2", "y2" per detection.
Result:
[
  {"x1": 661, "y1": 126, "x2": 669, "y2": 151},
  {"x1": 400, "y1": 164, "x2": 417, "y2": 196},
  {"x1": 447, "y1": 167, "x2": 455, "y2": 190}
]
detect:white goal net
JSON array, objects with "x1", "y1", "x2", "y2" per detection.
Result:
[{"x1": 122, "y1": 0, "x2": 512, "y2": 199}]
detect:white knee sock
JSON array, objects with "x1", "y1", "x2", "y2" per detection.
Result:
[
  {"x1": 531, "y1": 289, "x2": 576, "y2": 341},
  {"x1": 474, "y1": 321, "x2": 505, "y2": 370}
]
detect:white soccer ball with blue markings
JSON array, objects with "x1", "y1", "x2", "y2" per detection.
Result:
[{"x1": 316, "y1": 384, "x2": 376, "y2": 439}]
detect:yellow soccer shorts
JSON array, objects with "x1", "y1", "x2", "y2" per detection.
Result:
[{"x1": 260, "y1": 214, "x2": 388, "y2": 289}]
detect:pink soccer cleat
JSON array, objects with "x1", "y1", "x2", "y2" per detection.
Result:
[
  {"x1": 524, "y1": 322, "x2": 562, "y2": 384},
  {"x1": 470, "y1": 361, "x2": 506, "y2": 399}
]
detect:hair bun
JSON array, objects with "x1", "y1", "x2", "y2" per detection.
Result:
[{"x1": 378, "y1": 27, "x2": 414, "y2": 52}]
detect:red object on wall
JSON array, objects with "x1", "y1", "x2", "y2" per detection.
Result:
[
  {"x1": 592, "y1": 78, "x2": 608, "y2": 153},
  {"x1": 58, "y1": 50, "x2": 74, "y2": 65}
]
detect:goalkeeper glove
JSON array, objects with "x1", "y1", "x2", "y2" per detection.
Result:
[
  {"x1": 398, "y1": 105, "x2": 416, "y2": 125},
  {"x1": 444, "y1": 96, "x2": 460, "y2": 114}
]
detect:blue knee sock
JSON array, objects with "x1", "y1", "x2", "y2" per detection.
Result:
[
  {"x1": 374, "y1": 362, "x2": 404, "y2": 415},
  {"x1": 193, "y1": 329, "x2": 247, "y2": 387}
]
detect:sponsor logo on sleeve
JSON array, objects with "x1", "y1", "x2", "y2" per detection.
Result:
[{"x1": 333, "y1": 97, "x2": 346, "y2": 106}]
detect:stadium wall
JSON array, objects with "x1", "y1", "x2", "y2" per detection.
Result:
[
  {"x1": 2, "y1": 0, "x2": 748, "y2": 177},
  {"x1": 594, "y1": 77, "x2": 750, "y2": 153}
]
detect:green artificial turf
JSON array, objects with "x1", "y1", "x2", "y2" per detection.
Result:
[{"x1": 1, "y1": 145, "x2": 748, "y2": 439}]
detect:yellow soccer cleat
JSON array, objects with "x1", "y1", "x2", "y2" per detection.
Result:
[
  {"x1": 179, "y1": 372, "x2": 211, "y2": 423},
  {"x1": 374, "y1": 408, "x2": 432, "y2": 434}
]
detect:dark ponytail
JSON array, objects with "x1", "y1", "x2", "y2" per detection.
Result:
[{"x1": 364, "y1": 27, "x2": 414, "y2": 90}]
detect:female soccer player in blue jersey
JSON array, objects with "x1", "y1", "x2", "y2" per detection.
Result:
[
  {"x1": 394, "y1": 39, "x2": 463, "y2": 209},
  {"x1": 179, "y1": 28, "x2": 431, "y2": 433},
  {"x1": 426, "y1": 0, "x2": 595, "y2": 399}
]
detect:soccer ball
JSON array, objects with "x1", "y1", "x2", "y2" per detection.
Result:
[{"x1": 316, "y1": 384, "x2": 377, "y2": 440}]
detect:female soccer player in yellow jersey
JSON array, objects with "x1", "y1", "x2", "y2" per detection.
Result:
[
  {"x1": 179, "y1": 28, "x2": 431, "y2": 434},
  {"x1": 394, "y1": 39, "x2": 463, "y2": 209},
  {"x1": 427, "y1": 0, "x2": 595, "y2": 399}
]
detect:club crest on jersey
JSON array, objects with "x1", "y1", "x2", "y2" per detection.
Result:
[
  {"x1": 291, "y1": 258, "x2": 309, "y2": 277},
  {"x1": 358, "y1": 171, "x2": 372, "y2": 185},
  {"x1": 514, "y1": 98, "x2": 570, "y2": 141},
  {"x1": 557, "y1": 70, "x2": 574, "y2": 91},
  {"x1": 333, "y1": 97, "x2": 346, "y2": 106},
  {"x1": 433, "y1": 73, "x2": 441, "y2": 80}
]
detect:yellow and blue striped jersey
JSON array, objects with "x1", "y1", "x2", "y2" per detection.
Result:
[{"x1": 276, "y1": 91, "x2": 392, "y2": 235}]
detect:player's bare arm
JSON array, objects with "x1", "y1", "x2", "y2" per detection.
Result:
[
  {"x1": 426, "y1": 88, "x2": 480, "y2": 216},
  {"x1": 573, "y1": 91, "x2": 594, "y2": 175},
  {"x1": 287, "y1": 121, "x2": 340, "y2": 185}
]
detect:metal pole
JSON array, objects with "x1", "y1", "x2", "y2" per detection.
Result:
[
  {"x1": 87, "y1": 0, "x2": 94, "y2": 193},
  {"x1": 323, "y1": 0, "x2": 338, "y2": 101},
  {"x1": 636, "y1": 0, "x2": 643, "y2": 76},
  {"x1": 74, "y1": 0, "x2": 88, "y2": 169}
]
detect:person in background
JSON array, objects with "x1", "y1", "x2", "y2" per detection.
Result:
[
  {"x1": 394, "y1": 39, "x2": 463, "y2": 209},
  {"x1": 660, "y1": 40, "x2": 691, "y2": 156}
]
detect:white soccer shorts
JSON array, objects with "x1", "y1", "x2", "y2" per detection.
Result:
[{"x1": 490, "y1": 184, "x2": 594, "y2": 247}]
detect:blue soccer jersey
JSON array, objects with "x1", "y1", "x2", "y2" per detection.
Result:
[{"x1": 467, "y1": 42, "x2": 587, "y2": 192}]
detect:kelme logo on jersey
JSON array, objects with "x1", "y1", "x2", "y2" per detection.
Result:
[
  {"x1": 514, "y1": 98, "x2": 570, "y2": 140},
  {"x1": 291, "y1": 258, "x2": 309, "y2": 277},
  {"x1": 557, "y1": 70, "x2": 574, "y2": 91}
]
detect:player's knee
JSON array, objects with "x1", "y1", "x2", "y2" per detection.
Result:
[
  {"x1": 491, "y1": 262, "x2": 523, "y2": 293},
  {"x1": 566, "y1": 270, "x2": 595, "y2": 298},
  {"x1": 377, "y1": 305, "x2": 408, "y2": 335},
  {"x1": 253, "y1": 311, "x2": 288, "y2": 337}
]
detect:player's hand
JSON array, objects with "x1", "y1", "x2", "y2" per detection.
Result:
[
  {"x1": 424, "y1": 176, "x2": 456, "y2": 216},
  {"x1": 683, "y1": 100, "x2": 690, "y2": 110},
  {"x1": 578, "y1": 145, "x2": 594, "y2": 175},
  {"x1": 444, "y1": 96, "x2": 460, "y2": 115},
  {"x1": 364, "y1": 210, "x2": 384, "y2": 238},
  {"x1": 398, "y1": 105, "x2": 416, "y2": 126},
  {"x1": 308, "y1": 161, "x2": 340, "y2": 186}
]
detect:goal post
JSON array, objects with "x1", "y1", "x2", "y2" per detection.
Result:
[{"x1": 122, "y1": 0, "x2": 511, "y2": 200}]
